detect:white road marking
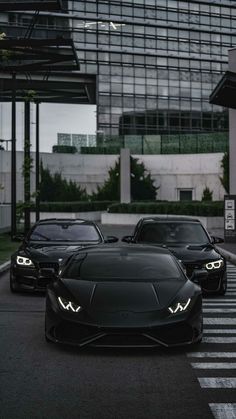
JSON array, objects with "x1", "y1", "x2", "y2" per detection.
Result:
[
  {"x1": 204, "y1": 329, "x2": 236, "y2": 334},
  {"x1": 203, "y1": 308, "x2": 236, "y2": 313},
  {"x1": 198, "y1": 377, "x2": 236, "y2": 388},
  {"x1": 191, "y1": 363, "x2": 236, "y2": 369},
  {"x1": 203, "y1": 337, "x2": 236, "y2": 343},
  {"x1": 204, "y1": 318, "x2": 236, "y2": 325},
  {"x1": 209, "y1": 404, "x2": 236, "y2": 419},
  {"x1": 187, "y1": 352, "x2": 236, "y2": 358},
  {"x1": 204, "y1": 303, "x2": 236, "y2": 306}
]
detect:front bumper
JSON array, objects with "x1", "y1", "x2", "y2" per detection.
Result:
[
  {"x1": 11, "y1": 262, "x2": 58, "y2": 291},
  {"x1": 45, "y1": 292, "x2": 203, "y2": 348},
  {"x1": 187, "y1": 266, "x2": 226, "y2": 293}
]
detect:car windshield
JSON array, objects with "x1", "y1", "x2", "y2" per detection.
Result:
[
  {"x1": 63, "y1": 251, "x2": 183, "y2": 281},
  {"x1": 137, "y1": 222, "x2": 209, "y2": 245},
  {"x1": 29, "y1": 223, "x2": 101, "y2": 242}
]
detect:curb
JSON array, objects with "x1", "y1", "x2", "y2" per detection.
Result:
[
  {"x1": 0, "y1": 260, "x2": 10, "y2": 275},
  {"x1": 216, "y1": 246, "x2": 236, "y2": 266}
]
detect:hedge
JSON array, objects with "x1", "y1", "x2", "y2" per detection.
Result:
[
  {"x1": 107, "y1": 201, "x2": 224, "y2": 216},
  {"x1": 30, "y1": 201, "x2": 115, "y2": 212}
]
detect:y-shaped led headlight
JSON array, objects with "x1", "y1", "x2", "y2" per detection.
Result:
[
  {"x1": 16, "y1": 255, "x2": 34, "y2": 267},
  {"x1": 205, "y1": 259, "x2": 224, "y2": 270},
  {"x1": 168, "y1": 298, "x2": 191, "y2": 314},
  {"x1": 58, "y1": 296, "x2": 82, "y2": 313}
]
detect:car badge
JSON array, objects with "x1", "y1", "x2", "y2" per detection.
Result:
[{"x1": 58, "y1": 258, "x2": 63, "y2": 262}]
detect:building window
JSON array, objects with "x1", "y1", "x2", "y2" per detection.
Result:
[{"x1": 178, "y1": 189, "x2": 193, "y2": 201}]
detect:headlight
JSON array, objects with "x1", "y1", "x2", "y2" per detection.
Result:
[
  {"x1": 205, "y1": 259, "x2": 224, "y2": 270},
  {"x1": 16, "y1": 255, "x2": 34, "y2": 267},
  {"x1": 58, "y1": 296, "x2": 82, "y2": 313},
  {"x1": 168, "y1": 298, "x2": 191, "y2": 314}
]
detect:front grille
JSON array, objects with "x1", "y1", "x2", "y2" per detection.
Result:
[
  {"x1": 39, "y1": 262, "x2": 59, "y2": 271},
  {"x1": 54, "y1": 321, "x2": 194, "y2": 347}
]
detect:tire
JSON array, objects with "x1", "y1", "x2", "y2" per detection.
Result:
[
  {"x1": 10, "y1": 273, "x2": 22, "y2": 293},
  {"x1": 218, "y1": 274, "x2": 227, "y2": 296}
]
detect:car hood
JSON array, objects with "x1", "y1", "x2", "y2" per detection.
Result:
[
  {"x1": 165, "y1": 243, "x2": 221, "y2": 264},
  {"x1": 20, "y1": 242, "x2": 90, "y2": 263},
  {"x1": 61, "y1": 278, "x2": 187, "y2": 312}
]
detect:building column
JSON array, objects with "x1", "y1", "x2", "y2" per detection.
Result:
[
  {"x1": 120, "y1": 148, "x2": 131, "y2": 203},
  {"x1": 229, "y1": 49, "x2": 236, "y2": 193}
]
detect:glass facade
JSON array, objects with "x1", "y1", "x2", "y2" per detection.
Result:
[
  {"x1": 70, "y1": 0, "x2": 232, "y2": 150},
  {"x1": 0, "y1": 0, "x2": 234, "y2": 152}
]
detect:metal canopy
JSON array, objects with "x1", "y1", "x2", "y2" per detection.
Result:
[
  {"x1": 209, "y1": 71, "x2": 236, "y2": 109},
  {"x1": 0, "y1": 72, "x2": 96, "y2": 104},
  {"x1": 0, "y1": 38, "x2": 79, "y2": 72},
  {"x1": 0, "y1": 0, "x2": 62, "y2": 11}
]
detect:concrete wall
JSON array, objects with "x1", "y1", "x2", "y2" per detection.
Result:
[
  {"x1": 0, "y1": 204, "x2": 11, "y2": 233},
  {"x1": 0, "y1": 150, "x2": 225, "y2": 203}
]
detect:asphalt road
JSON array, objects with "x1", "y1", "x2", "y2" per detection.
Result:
[{"x1": 0, "y1": 226, "x2": 236, "y2": 419}]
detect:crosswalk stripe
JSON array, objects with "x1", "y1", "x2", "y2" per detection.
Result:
[
  {"x1": 204, "y1": 303, "x2": 236, "y2": 306},
  {"x1": 191, "y1": 363, "x2": 236, "y2": 369},
  {"x1": 209, "y1": 403, "x2": 236, "y2": 419},
  {"x1": 203, "y1": 299, "x2": 236, "y2": 303},
  {"x1": 203, "y1": 337, "x2": 236, "y2": 343},
  {"x1": 203, "y1": 308, "x2": 236, "y2": 313},
  {"x1": 198, "y1": 377, "x2": 236, "y2": 388},
  {"x1": 187, "y1": 352, "x2": 236, "y2": 358},
  {"x1": 204, "y1": 329, "x2": 236, "y2": 334},
  {"x1": 204, "y1": 318, "x2": 236, "y2": 325}
]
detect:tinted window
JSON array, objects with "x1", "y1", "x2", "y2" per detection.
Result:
[
  {"x1": 29, "y1": 224, "x2": 101, "y2": 242},
  {"x1": 137, "y1": 222, "x2": 209, "y2": 245},
  {"x1": 64, "y1": 251, "x2": 183, "y2": 281}
]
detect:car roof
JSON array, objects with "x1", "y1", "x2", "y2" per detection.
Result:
[
  {"x1": 34, "y1": 218, "x2": 95, "y2": 225},
  {"x1": 140, "y1": 216, "x2": 201, "y2": 223},
  {"x1": 73, "y1": 244, "x2": 172, "y2": 257}
]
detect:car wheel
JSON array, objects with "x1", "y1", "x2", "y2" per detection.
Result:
[
  {"x1": 10, "y1": 273, "x2": 22, "y2": 293},
  {"x1": 218, "y1": 274, "x2": 227, "y2": 296}
]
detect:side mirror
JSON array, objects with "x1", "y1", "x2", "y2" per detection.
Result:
[
  {"x1": 121, "y1": 235, "x2": 134, "y2": 243},
  {"x1": 211, "y1": 236, "x2": 224, "y2": 244},
  {"x1": 105, "y1": 235, "x2": 119, "y2": 243},
  {"x1": 39, "y1": 268, "x2": 58, "y2": 279}
]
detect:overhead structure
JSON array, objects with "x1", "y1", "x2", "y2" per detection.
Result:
[
  {"x1": 0, "y1": 38, "x2": 79, "y2": 72},
  {"x1": 0, "y1": 0, "x2": 62, "y2": 11},
  {"x1": 0, "y1": 72, "x2": 96, "y2": 104},
  {"x1": 210, "y1": 71, "x2": 236, "y2": 109}
]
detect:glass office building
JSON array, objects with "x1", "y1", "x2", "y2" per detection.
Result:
[
  {"x1": 70, "y1": 0, "x2": 233, "y2": 153},
  {"x1": 1, "y1": 1, "x2": 235, "y2": 153}
]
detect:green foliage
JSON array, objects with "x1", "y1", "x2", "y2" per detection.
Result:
[
  {"x1": 202, "y1": 187, "x2": 213, "y2": 201},
  {"x1": 40, "y1": 162, "x2": 87, "y2": 202},
  {"x1": 220, "y1": 152, "x2": 229, "y2": 193},
  {"x1": 92, "y1": 156, "x2": 157, "y2": 201},
  {"x1": 52, "y1": 145, "x2": 77, "y2": 154},
  {"x1": 108, "y1": 201, "x2": 224, "y2": 217},
  {"x1": 36, "y1": 201, "x2": 115, "y2": 212}
]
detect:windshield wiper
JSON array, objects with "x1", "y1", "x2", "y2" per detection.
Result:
[{"x1": 31, "y1": 232, "x2": 51, "y2": 241}]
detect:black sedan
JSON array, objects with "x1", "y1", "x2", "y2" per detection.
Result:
[
  {"x1": 122, "y1": 217, "x2": 227, "y2": 295},
  {"x1": 10, "y1": 218, "x2": 118, "y2": 293},
  {"x1": 45, "y1": 245, "x2": 203, "y2": 348}
]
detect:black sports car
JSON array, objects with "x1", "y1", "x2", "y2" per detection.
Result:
[
  {"x1": 45, "y1": 245, "x2": 203, "y2": 348},
  {"x1": 122, "y1": 217, "x2": 227, "y2": 295},
  {"x1": 10, "y1": 218, "x2": 118, "y2": 293}
]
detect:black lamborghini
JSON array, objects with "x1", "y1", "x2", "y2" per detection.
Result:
[
  {"x1": 45, "y1": 245, "x2": 203, "y2": 348},
  {"x1": 10, "y1": 218, "x2": 118, "y2": 293},
  {"x1": 122, "y1": 217, "x2": 227, "y2": 295}
]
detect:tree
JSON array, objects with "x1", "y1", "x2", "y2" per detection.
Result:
[
  {"x1": 40, "y1": 162, "x2": 87, "y2": 201},
  {"x1": 92, "y1": 156, "x2": 157, "y2": 201},
  {"x1": 202, "y1": 187, "x2": 213, "y2": 201},
  {"x1": 219, "y1": 152, "x2": 229, "y2": 193}
]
